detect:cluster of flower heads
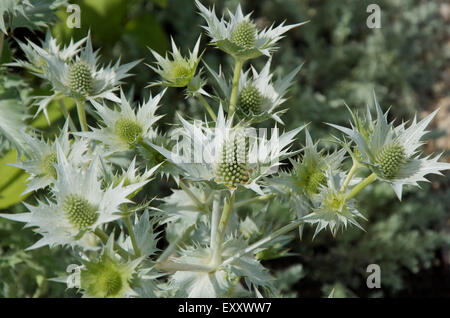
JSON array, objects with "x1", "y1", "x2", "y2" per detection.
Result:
[{"x1": 0, "y1": 0, "x2": 449, "y2": 298}]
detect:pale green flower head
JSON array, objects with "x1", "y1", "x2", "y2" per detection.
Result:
[
  {"x1": 79, "y1": 236, "x2": 143, "y2": 298},
  {"x1": 302, "y1": 170, "x2": 366, "y2": 238},
  {"x1": 75, "y1": 90, "x2": 165, "y2": 152},
  {"x1": 289, "y1": 129, "x2": 346, "y2": 198},
  {"x1": 149, "y1": 36, "x2": 203, "y2": 88},
  {"x1": 11, "y1": 120, "x2": 91, "y2": 194},
  {"x1": 149, "y1": 106, "x2": 305, "y2": 195},
  {"x1": 206, "y1": 59, "x2": 302, "y2": 124},
  {"x1": 0, "y1": 143, "x2": 148, "y2": 250},
  {"x1": 29, "y1": 32, "x2": 140, "y2": 122},
  {"x1": 7, "y1": 31, "x2": 87, "y2": 76},
  {"x1": 195, "y1": 0, "x2": 307, "y2": 60},
  {"x1": 329, "y1": 92, "x2": 450, "y2": 200}
]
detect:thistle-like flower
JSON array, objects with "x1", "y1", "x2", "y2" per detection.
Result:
[
  {"x1": 75, "y1": 90, "x2": 164, "y2": 152},
  {"x1": 7, "y1": 30, "x2": 87, "y2": 75},
  {"x1": 288, "y1": 130, "x2": 346, "y2": 197},
  {"x1": 79, "y1": 236, "x2": 143, "y2": 298},
  {"x1": 0, "y1": 144, "x2": 148, "y2": 250},
  {"x1": 302, "y1": 170, "x2": 366, "y2": 238},
  {"x1": 25, "y1": 32, "x2": 139, "y2": 121},
  {"x1": 149, "y1": 36, "x2": 203, "y2": 88},
  {"x1": 195, "y1": 0, "x2": 306, "y2": 60},
  {"x1": 206, "y1": 59, "x2": 301, "y2": 124},
  {"x1": 149, "y1": 107, "x2": 305, "y2": 194},
  {"x1": 12, "y1": 120, "x2": 90, "y2": 194},
  {"x1": 329, "y1": 93, "x2": 450, "y2": 200}
]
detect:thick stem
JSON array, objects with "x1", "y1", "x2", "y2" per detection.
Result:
[
  {"x1": 157, "y1": 224, "x2": 195, "y2": 264},
  {"x1": 212, "y1": 192, "x2": 235, "y2": 266},
  {"x1": 76, "y1": 99, "x2": 88, "y2": 131},
  {"x1": 228, "y1": 59, "x2": 244, "y2": 121},
  {"x1": 222, "y1": 219, "x2": 305, "y2": 266},
  {"x1": 234, "y1": 193, "x2": 276, "y2": 209},
  {"x1": 210, "y1": 192, "x2": 221, "y2": 249},
  {"x1": 345, "y1": 172, "x2": 377, "y2": 202},
  {"x1": 93, "y1": 228, "x2": 130, "y2": 260},
  {"x1": 123, "y1": 205, "x2": 140, "y2": 257},
  {"x1": 340, "y1": 161, "x2": 359, "y2": 192},
  {"x1": 179, "y1": 179, "x2": 205, "y2": 211},
  {"x1": 0, "y1": 33, "x2": 5, "y2": 62},
  {"x1": 198, "y1": 94, "x2": 217, "y2": 121}
]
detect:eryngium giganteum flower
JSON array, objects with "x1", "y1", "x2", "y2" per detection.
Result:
[
  {"x1": 329, "y1": 93, "x2": 450, "y2": 200},
  {"x1": 195, "y1": 0, "x2": 307, "y2": 61}
]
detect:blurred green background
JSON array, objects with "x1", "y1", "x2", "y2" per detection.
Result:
[{"x1": 1, "y1": 0, "x2": 449, "y2": 297}]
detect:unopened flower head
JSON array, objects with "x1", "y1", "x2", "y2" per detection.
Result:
[
  {"x1": 302, "y1": 171, "x2": 366, "y2": 238},
  {"x1": 80, "y1": 237, "x2": 142, "y2": 298},
  {"x1": 75, "y1": 90, "x2": 164, "y2": 152},
  {"x1": 329, "y1": 92, "x2": 450, "y2": 200},
  {"x1": 195, "y1": 0, "x2": 307, "y2": 60},
  {"x1": 149, "y1": 36, "x2": 203, "y2": 88}
]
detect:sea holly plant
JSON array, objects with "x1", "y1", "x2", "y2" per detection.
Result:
[{"x1": 0, "y1": 1, "x2": 449, "y2": 298}]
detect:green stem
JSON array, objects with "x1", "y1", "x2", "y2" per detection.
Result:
[
  {"x1": 198, "y1": 94, "x2": 217, "y2": 121},
  {"x1": 179, "y1": 179, "x2": 205, "y2": 211},
  {"x1": 58, "y1": 99, "x2": 77, "y2": 131},
  {"x1": 123, "y1": 205, "x2": 140, "y2": 258},
  {"x1": 212, "y1": 192, "x2": 235, "y2": 266},
  {"x1": 210, "y1": 192, "x2": 221, "y2": 249},
  {"x1": 157, "y1": 224, "x2": 195, "y2": 264},
  {"x1": 228, "y1": 59, "x2": 244, "y2": 121},
  {"x1": 222, "y1": 219, "x2": 305, "y2": 266},
  {"x1": 234, "y1": 193, "x2": 276, "y2": 209},
  {"x1": 340, "y1": 161, "x2": 359, "y2": 192},
  {"x1": 93, "y1": 228, "x2": 130, "y2": 260},
  {"x1": 345, "y1": 172, "x2": 377, "y2": 202},
  {"x1": 0, "y1": 33, "x2": 5, "y2": 62},
  {"x1": 76, "y1": 99, "x2": 88, "y2": 131}
]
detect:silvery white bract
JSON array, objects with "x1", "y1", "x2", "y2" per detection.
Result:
[
  {"x1": 0, "y1": 144, "x2": 148, "y2": 250},
  {"x1": 7, "y1": 31, "x2": 87, "y2": 75},
  {"x1": 206, "y1": 59, "x2": 302, "y2": 124},
  {"x1": 149, "y1": 36, "x2": 203, "y2": 88},
  {"x1": 302, "y1": 170, "x2": 366, "y2": 238},
  {"x1": 149, "y1": 107, "x2": 305, "y2": 195},
  {"x1": 0, "y1": 96, "x2": 29, "y2": 154},
  {"x1": 11, "y1": 120, "x2": 91, "y2": 194},
  {"x1": 75, "y1": 90, "x2": 165, "y2": 152},
  {"x1": 28, "y1": 32, "x2": 140, "y2": 121},
  {"x1": 0, "y1": 0, "x2": 67, "y2": 34},
  {"x1": 329, "y1": 93, "x2": 450, "y2": 200},
  {"x1": 168, "y1": 239, "x2": 273, "y2": 297},
  {"x1": 195, "y1": 0, "x2": 306, "y2": 60}
]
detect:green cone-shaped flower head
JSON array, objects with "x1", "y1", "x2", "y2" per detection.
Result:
[
  {"x1": 238, "y1": 84, "x2": 262, "y2": 115},
  {"x1": 114, "y1": 118, "x2": 143, "y2": 146},
  {"x1": 80, "y1": 239, "x2": 139, "y2": 298},
  {"x1": 231, "y1": 21, "x2": 257, "y2": 49},
  {"x1": 63, "y1": 194, "x2": 98, "y2": 229},
  {"x1": 215, "y1": 131, "x2": 249, "y2": 188},
  {"x1": 374, "y1": 143, "x2": 406, "y2": 179},
  {"x1": 68, "y1": 60, "x2": 93, "y2": 97}
]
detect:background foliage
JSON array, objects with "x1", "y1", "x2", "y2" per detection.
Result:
[{"x1": 1, "y1": 0, "x2": 449, "y2": 297}]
